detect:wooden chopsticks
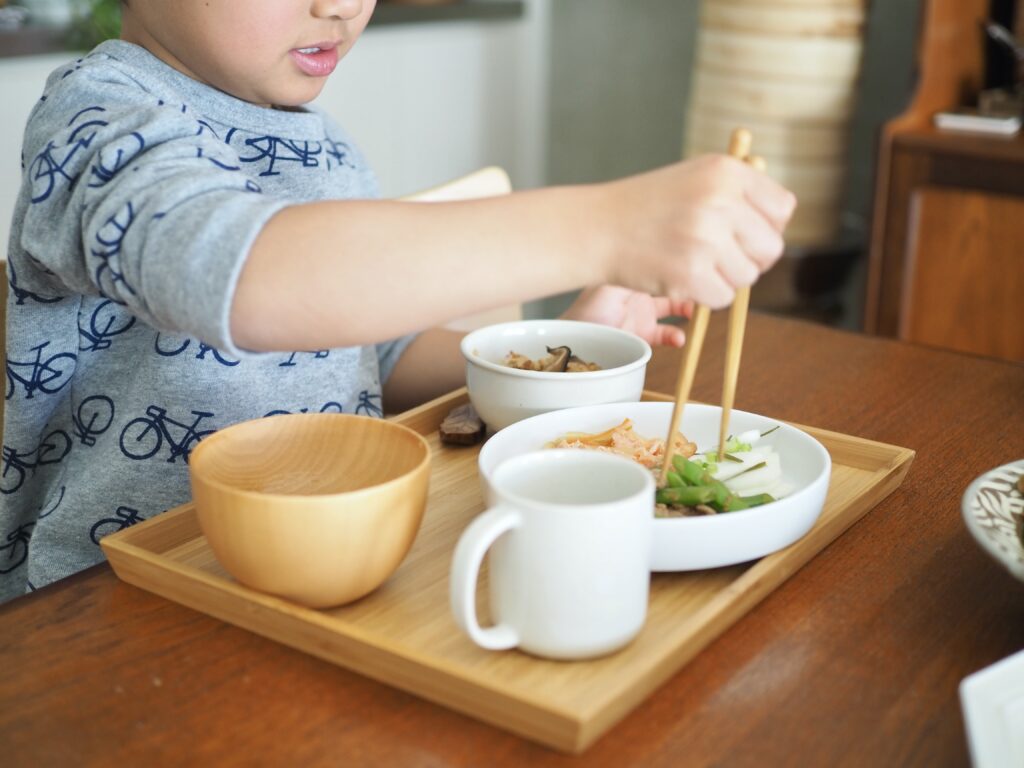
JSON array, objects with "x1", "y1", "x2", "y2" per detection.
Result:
[{"x1": 659, "y1": 128, "x2": 766, "y2": 487}]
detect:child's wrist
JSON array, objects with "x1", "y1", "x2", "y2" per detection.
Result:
[{"x1": 572, "y1": 182, "x2": 618, "y2": 287}]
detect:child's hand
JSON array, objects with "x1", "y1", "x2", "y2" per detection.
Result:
[
  {"x1": 561, "y1": 285, "x2": 693, "y2": 348},
  {"x1": 600, "y1": 154, "x2": 796, "y2": 308}
]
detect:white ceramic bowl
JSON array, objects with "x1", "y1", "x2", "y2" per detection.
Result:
[
  {"x1": 460, "y1": 320, "x2": 652, "y2": 431},
  {"x1": 478, "y1": 401, "x2": 832, "y2": 571}
]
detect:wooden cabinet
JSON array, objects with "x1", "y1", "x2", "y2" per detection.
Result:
[
  {"x1": 903, "y1": 186, "x2": 1024, "y2": 359},
  {"x1": 865, "y1": 0, "x2": 1024, "y2": 362}
]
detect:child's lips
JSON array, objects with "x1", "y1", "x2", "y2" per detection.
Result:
[{"x1": 289, "y1": 43, "x2": 340, "y2": 77}]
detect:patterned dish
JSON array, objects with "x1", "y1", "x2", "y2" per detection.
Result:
[{"x1": 962, "y1": 459, "x2": 1024, "y2": 582}]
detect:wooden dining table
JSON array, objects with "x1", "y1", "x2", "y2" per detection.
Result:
[{"x1": 2, "y1": 311, "x2": 1022, "y2": 767}]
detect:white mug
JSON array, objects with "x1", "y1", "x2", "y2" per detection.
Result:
[{"x1": 450, "y1": 450, "x2": 654, "y2": 660}]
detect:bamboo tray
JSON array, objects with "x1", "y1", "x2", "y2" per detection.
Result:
[{"x1": 102, "y1": 388, "x2": 915, "y2": 753}]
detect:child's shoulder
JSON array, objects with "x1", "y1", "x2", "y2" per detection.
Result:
[
  {"x1": 28, "y1": 42, "x2": 165, "y2": 132},
  {"x1": 41, "y1": 41, "x2": 152, "y2": 101},
  {"x1": 25, "y1": 40, "x2": 219, "y2": 154}
]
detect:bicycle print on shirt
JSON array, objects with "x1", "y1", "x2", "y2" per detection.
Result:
[
  {"x1": 0, "y1": 487, "x2": 64, "y2": 574},
  {"x1": 89, "y1": 505, "x2": 146, "y2": 545},
  {"x1": 7, "y1": 256, "x2": 63, "y2": 306},
  {"x1": 5, "y1": 341, "x2": 76, "y2": 401},
  {"x1": 72, "y1": 395, "x2": 115, "y2": 447},
  {"x1": 1, "y1": 430, "x2": 72, "y2": 495},
  {"x1": 90, "y1": 200, "x2": 138, "y2": 301},
  {"x1": 154, "y1": 333, "x2": 239, "y2": 367},
  {"x1": 118, "y1": 404, "x2": 217, "y2": 463},
  {"x1": 78, "y1": 300, "x2": 136, "y2": 352},
  {"x1": 27, "y1": 105, "x2": 108, "y2": 204}
]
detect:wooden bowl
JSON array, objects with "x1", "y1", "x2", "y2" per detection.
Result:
[{"x1": 189, "y1": 414, "x2": 431, "y2": 608}]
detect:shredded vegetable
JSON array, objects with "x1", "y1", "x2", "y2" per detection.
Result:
[
  {"x1": 547, "y1": 421, "x2": 789, "y2": 517},
  {"x1": 546, "y1": 418, "x2": 696, "y2": 470}
]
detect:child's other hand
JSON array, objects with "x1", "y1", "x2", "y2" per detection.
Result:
[
  {"x1": 602, "y1": 154, "x2": 796, "y2": 309},
  {"x1": 561, "y1": 285, "x2": 693, "y2": 348}
]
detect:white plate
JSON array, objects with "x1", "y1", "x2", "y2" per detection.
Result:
[
  {"x1": 477, "y1": 402, "x2": 832, "y2": 571},
  {"x1": 961, "y1": 459, "x2": 1024, "y2": 583},
  {"x1": 960, "y1": 647, "x2": 1024, "y2": 767}
]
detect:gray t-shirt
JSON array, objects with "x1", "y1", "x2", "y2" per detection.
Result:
[{"x1": 1, "y1": 40, "x2": 414, "y2": 602}]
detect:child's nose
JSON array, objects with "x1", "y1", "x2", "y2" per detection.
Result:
[{"x1": 312, "y1": 0, "x2": 365, "y2": 21}]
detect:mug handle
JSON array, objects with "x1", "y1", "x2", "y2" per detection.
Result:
[{"x1": 450, "y1": 505, "x2": 521, "y2": 650}]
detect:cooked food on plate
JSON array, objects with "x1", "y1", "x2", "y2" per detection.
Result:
[
  {"x1": 547, "y1": 418, "x2": 695, "y2": 469},
  {"x1": 503, "y1": 345, "x2": 601, "y2": 372},
  {"x1": 547, "y1": 420, "x2": 791, "y2": 517}
]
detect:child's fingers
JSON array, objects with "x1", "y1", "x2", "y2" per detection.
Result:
[
  {"x1": 704, "y1": 272, "x2": 737, "y2": 309},
  {"x1": 743, "y1": 165, "x2": 797, "y2": 232},
  {"x1": 650, "y1": 296, "x2": 694, "y2": 320},
  {"x1": 680, "y1": 257, "x2": 735, "y2": 309},
  {"x1": 733, "y1": 204, "x2": 786, "y2": 271},
  {"x1": 654, "y1": 322, "x2": 686, "y2": 348},
  {"x1": 710, "y1": 235, "x2": 759, "y2": 293}
]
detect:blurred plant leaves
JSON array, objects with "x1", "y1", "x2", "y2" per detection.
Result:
[{"x1": 66, "y1": 0, "x2": 120, "y2": 50}]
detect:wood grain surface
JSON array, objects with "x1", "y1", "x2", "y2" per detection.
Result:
[
  {"x1": 2, "y1": 312, "x2": 1023, "y2": 767},
  {"x1": 901, "y1": 186, "x2": 1024, "y2": 362}
]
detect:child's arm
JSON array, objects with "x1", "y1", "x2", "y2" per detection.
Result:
[
  {"x1": 382, "y1": 328, "x2": 467, "y2": 414},
  {"x1": 230, "y1": 155, "x2": 794, "y2": 353}
]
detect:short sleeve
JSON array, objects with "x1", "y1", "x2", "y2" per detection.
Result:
[
  {"x1": 17, "y1": 66, "x2": 297, "y2": 357},
  {"x1": 375, "y1": 333, "x2": 418, "y2": 386}
]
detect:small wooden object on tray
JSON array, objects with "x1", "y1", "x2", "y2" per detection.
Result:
[
  {"x1": 102, "y1": 388, "x2": 914, "y2": 753},
  {"x1": 439, "y1": 402, "x2": 485, "y2": 445}
]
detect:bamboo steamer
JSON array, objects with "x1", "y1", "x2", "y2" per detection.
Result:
[
  {"x1": 701, "y1": 3, "x2": 865, "y2": 37},
  {"x1": 699, "y1": 0, "x2": 864, "y2": 6},
  {"x1": 685, "y1": 0, "x2": 868, "y2": 247},
  {"x1": 687, "y1": 111, "x2": 850, "y2": 160},
  {"x1": 690, "y1": 69, "x2": 858, "y2": 123},
  {"x1": 697, "y1": 28, "x2": 863, "y2": 81}
]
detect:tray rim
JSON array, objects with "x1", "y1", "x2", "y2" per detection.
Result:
[{"x1": 101, "y1": 388, "x2": 915, "y2": 753}]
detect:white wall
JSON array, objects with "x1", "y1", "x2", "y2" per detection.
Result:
[
  {"x1": 0, "y1": 1, "x2": 551, "y2": 249},
  {"x1": 322, "y1": 2, "x2": 550, "y2": 197}
]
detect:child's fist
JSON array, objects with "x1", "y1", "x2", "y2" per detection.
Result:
[{"x1": 601, "y1": 155, "x2": 797, "y2": 308}]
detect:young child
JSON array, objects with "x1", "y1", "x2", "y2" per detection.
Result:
[{"x1": 0, "y1": 0, "x2": 796, "y2": 602}]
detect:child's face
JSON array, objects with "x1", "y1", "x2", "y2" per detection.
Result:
[{"x1": 121, "y1": 0, "x2": 376, "y2": 107}]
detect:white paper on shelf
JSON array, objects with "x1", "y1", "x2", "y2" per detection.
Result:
[{"x1": 934, "y1": 109, "x2": 1022, "y2": 136}]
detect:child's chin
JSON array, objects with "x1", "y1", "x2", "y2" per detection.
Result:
[
  {"x1": 244, "y1": 78, "x2": 325, "y2": 110},
  {"x1": 268, "y1": 85, "x2": 325, "y2": 110}
]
